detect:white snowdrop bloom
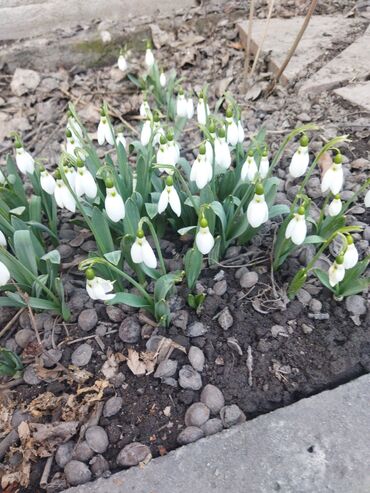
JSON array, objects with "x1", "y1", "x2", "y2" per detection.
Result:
[
  {"x1": 225, "y1": 108, "x2": 238, "y2": 146},
  {"x1": 116, "y1": 132, "x2": 127, "y2": 149},
  {"x1": 67, "y1": 115, "x2": 83, "y2": 144},
  {"x1": 105, "y1": 181, "x2": 125, "y2": 222},
  {"x1": 15, "y1": 146, "x2": 35, "y2": 175},
  {"x1": 153, "y1": 127, "x2": 165, "y2": 146},
  {"x1": 75, "y1": 163, "x2": 97, "y2": 199},
  {"x1": 237, "y1": 121, "x2": 245, "y2": 144},
  {"x1": 97, "y1": 115, "x2": 115, "y2": 146},
  {"x1": 365, "y1": 189, "x2": 370, "y2": 208},
  {"x1": 100, "y1": 30, "x2": 111, "y2": 43},
  {"x1": 205, "y1": 140, "x2": 214, "y2": 165},
  {"x1": 343, "y1": 237, "x2": 358, "y2": 269},
  {"x1": 247, "y1": 185, "x2": 269, "y2": 228},
  {"x1": 321, "y1": 153, "x2": 344, "y2": 195},
  {"x1": 158, "y1": 176, "x2": 181, "y2": 217},
  {"x1": 118, "y1": 54, "x2": 128, "y2": 72},
  {"x1": 187, "y1": 98, "x2": 194, "y2": 119},
  {"x1": 140, "y1": 100, "x2": 151, "y2": 119},
  {"x1": 166, "y1": 133, "x2": 180, "y2": 165},
  {"x1": 131, "y1": 230, "x2": 157, "y2": 269},
  {"x1": 196, "y1": 218, "x2": 214, "y2": 255},
  {"x1": 54, "y1": 177, "x2": 76, "y2": 213},
  {"x1": 259, "y1": 152, "x2": 269, "y2": 179},
  {"x1": 197, "y1": 96, "x2": 209, "y2": 125},
  {"x1": 190, "y1": 145, "x2": 213, "y2": 189},
  {"x1": 0, "y1": 168, "x2": 5, "y2": 184},
  {"x1": 141, "y1": 119, "x2": 152, "y2": 146},
  {"x1": 214, "y1": 130, "x2": 231, "y2": 170},
  {"x1": 285, "y1": 207, "x2": 307, "y2": 246},
  {"x1": 241, "y1": 151, "x2": 258, "y2": 181},
  {"x1": 64, "y1": 165, "x2": 76, "y2": 191},
  {"x1": 0, "y1": 229, "x2": 6, "y2": 247},
  {"x1": 160, "y1": 72, "x2": 167, "y2": 87},
  {"x1": 176, "y1": 93, "x2": 188, "y2": 118},
  {"x1": 40, "y1": 169, "x2": 56, "y2": 195},
  {"x1": 327, "y1": 195, "x2": 342, "y2": 217},
  {"x1": 86, "y1": 269, "x2": 115, "y2": 301},
  {"x1": 157, "y1": 137, "x2": 175, "y2": 174},
  {"x1": 328, "y1": 256, "x2": 345, "y2": 287},
  {"x1": 289, "y1": 144, "x2": 309, "y2": 178},
  {"x1": 0, "y1": 261, "x2": 10, "y2": 287},
  {"x1": 66, "y1": 135, "x2": 78, "y2": 156},
  {"x1": 145, "y1": 48, "x2": 155, "y2": 68}
]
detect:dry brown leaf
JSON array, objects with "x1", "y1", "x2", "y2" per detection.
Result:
[
  {"x1": 17, "y1": 421, "x2": 30, "y2": 440},
  {"x1": 27, "y1": 392, "x2": 63, "y2": 417},
  {"x1": 318, "y1": 151, "x2": 333, "y2": 175},
  {"x1": 66, "y1": 366, "x2": 93, "y2": 384},
  {"x1": 126, "y1": 348, "x2": 147, "y2": 376},
  {"x1": 1, "y1": 463, "x2": 31, "y2": 489},
  {"x1": 100, "y1": 353, "x2": 119, "y2": 380},
  {"x1": 30, "y1": 421, "x2": 78, "y2": 443}
]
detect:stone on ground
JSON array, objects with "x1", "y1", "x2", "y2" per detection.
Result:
[{"x1": 334, "y1": 81, "x2": 370, "y2": 112}]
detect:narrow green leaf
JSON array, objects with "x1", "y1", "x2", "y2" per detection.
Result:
[
  {"x1": 107, "y1": 292, "x2": 153, "y2": 309},
  {"x1": 104, "y1": 250, "x2": 121, "y2": 266},
  {"x1": 184, "y1": 247, "x2": 203, "y2": 289}
]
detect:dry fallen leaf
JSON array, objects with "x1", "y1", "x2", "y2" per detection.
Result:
[
  {"x1": 318, "y1": 151, "x2": 333, "y2": 175},
  {"x1": 126, "y1": 348, "x2": 147, "y2": 376},
  {"x1": 27, "y1": 392, "x2": 63, "y2": 417}
]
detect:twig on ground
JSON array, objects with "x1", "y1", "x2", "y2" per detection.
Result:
[
  {"x1": 243, "y1": 0, "x2": 256, "y2": 89},
  {"x1": 0, "y1": 307, "x2": 26, "y2": 338},
  {"x1": 28, "y1": 305, "x2": 43, "y2": 346},
  {"x1": 40, "y1": 454, "x2": 54, "y2": 488},
  {"x1": 247, "y1": 345, "x2": 253, "y2": 387}
]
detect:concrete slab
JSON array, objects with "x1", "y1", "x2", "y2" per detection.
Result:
[
  {"x1": 334, "y1": 81, "x2": 370, "y2": 112},
  {"x1": 300, "y1": 25, "x2": 370, "y2": 95},
  {"x1": 63, "y1": 374, "x2": 370, "y2": 493},
  {"x1": 237, "y1": 16, "x2": 361, "y2": 85}
]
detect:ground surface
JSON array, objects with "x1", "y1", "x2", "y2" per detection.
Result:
[{"x1": 0, "y1": 1, "x2": 369, "y2": 492}]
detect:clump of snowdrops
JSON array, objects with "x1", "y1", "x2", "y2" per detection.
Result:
[{"x1": 0, "y1": 43, "x2": 369, "y2": 326}]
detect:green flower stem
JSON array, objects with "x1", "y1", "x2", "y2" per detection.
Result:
[
  {"x1": 268, "y1": 123, "x2": 320, "y2": 176},
  {"x1": 316, "y1": 193, "x2": 331, "y2": 231},
  {"x1": 139, "y1": 216, "x2": 167, "y2": 275},
  {"x1": 174, "y1": 168, "x2": 200, "y2": 214},
  {"x1": 226, "y1": 183, "x2": 253, "y2": 238}
]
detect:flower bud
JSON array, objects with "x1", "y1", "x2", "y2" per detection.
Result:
[{"x1": 85, "y1": 268, "x2": 95, "y2": 280}]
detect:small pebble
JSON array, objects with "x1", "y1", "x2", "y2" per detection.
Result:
[
  {"x1": 106, "y1": 305, "x2": 124, "y2": 323},
  {"x1": 177, "y1": 426, "x2": 204, "y2": 445},
  {"x1": 172, "y1": 310, "x2": 189, "y2": 331},
  {"x1": 154, "y1": 359, "x2": 178, "y2": 378},
  {"x1": 345, "y1": 295, "x2": 367, "y2": 315},
  {"x1": 220, "y1": 405, "x2": 246, "y2": 428},
  {"x1": 200, "y1": 384, "x2": 225, "y2": 414},
  {"x1": 55, "y1": 441, "x2": 75, "y2": 468},
  {"x1": 116, "y1": 442, "x2": 152, "y2": 467},
  {"x1": 71, "y1": 344, "x2": 92, "y2": 367},
  {"x1": 103, "y1": 396, "x2": 123, "y2": 418},
  {"x1": 72, "y1": 441, "x2": 94, "y2": 462},
  {"x1": 78, "y1": 309, "x2": 98, "y2": 332},
  {"x1": 201, "y1": 418, "x2": 223, "y2": 436},
  {"x1": 239, "y1": 271, "x2": 258, "y2": 289},
  {"x1": 64, "y1": 460, "x2": 91, "y2": 486},
  {"x1": 309, "y1": 299, "x2": 322, "y2": 314},
  {"x1": 188, "y1": 346, "x2": 205, "y2": 372},
  {"x1": 42, "y1": 348, "x2": 63, "y2": 368},
  {"x1": 119, "y1": 316, "x2": 141, "y2": 343},
  {"x1": 297, "y1": 288, "x2": 312, "y2": 305},
  {"x1": 15, "y1": 329, "x2": 35, "y2": 349},
  {"x1": 213, "y1": 279, "x2": 227, "y2": 296},
  {"x1": 179, "y1": 365, "x2": 202, "y2": 390},
  {"x1": 90, "y1": 455, "x2": 110, "y2": 478},
  {"x1": 23, "y1": 365, "x2": 41, "y2": 385},
  {"x1": 85, "y1": 426, "x2": 109, "y2": 454},
  {"x1": 185, "y1": 321, "x2": 207, "y2": 337},
  {"x1": 184, "y1": 402, "x2": 210, "y2": 427},
  {"x1": 218, "y1": 307, "x2": 233, "y2": 330},
  {"x1": 95, "y1": 325, "x2": 107, "y2": 337}
]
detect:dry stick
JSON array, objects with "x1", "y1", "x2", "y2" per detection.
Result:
[
  {"x1": 0, "y1": 429, "x2": 19, "y2": 461},
  {"x1": 0, "y1": 307, "x2": 26, "y2": 338},
  {"x1": 249, "y1": 0, "x2": 276, "y2": 79},
  {"x1": 267, "y1": 0, "x2": 319, "y2": 93},
  {"x1": 40, "y1": 454, "x2": 54, "y2": 488},
  {"x1": 0, "y1": 378, "x2": 24, "y2": 390},
  {"x1": 243, "y1": 0, "x2": 256, "y2": 89}
]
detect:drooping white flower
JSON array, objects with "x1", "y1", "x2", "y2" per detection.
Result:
[
  {"x1": 167, "y1": 136, "x2": 180, "y2": 166},
  {"x1": 187, "y1": 98, "x2": 194, "y2": 119},
  {"x1": 75, "y1": 163, "x2": 97, "y2": 199},
  {"x1": 214, "y1": 129, "x2": 231, "y2": 170},
  {"x1": 64, "y1": 165, "x2": 76, "y2": 191},
  {"x1": 131, "y1": 230, "x2": 157, "y2": 268},
  {"x1": 237, "y1": 121, "x2": 245, "y2": 143},
  {"x1": 285, "y1": 207, "x2": 307, "y2": 245},
  {"x1": 67, "y1": 114, "x2": 83, "y2": 144},
  {"x1": 365, "y1": 189, "x2": 370, "y2": 208},
  {"x1": 327, "y1": 195, "x2": 342, "y2": 217},
  {"x1": 0, "y1": 261, "x2": 10, "y2": 287},
  {"x1": 160, "y1": 72, "x2": 167, "y2": 87},
  {"x1": 118, "y1": 54, "x2": 128, "y2": 72},
  {"x1": 15, "y1": 146, "x2": 35, "y2": 175},
  {"x1": 97, "y1": 114, "x2": 115, "y2": 146},
  {"x1": 176, "y1": 93, "x2": 188, "y2": 118},
  {"x1": 196, "y1": 218, "x2": 214, "y2": 255},
  {"x1": 321, "y1": 153, "x2": 344, "y2": 195},
  {"x1": 157, "y1": 136, "x2": 175, "y2": 175},
  {"x1": 54, "y1": 177, "x2": 76, "y2": 213},
  {"x1": 241, "y1": 151, "x2": 258, "y2": 182},
  {"x1": 86, "y1": 269, "x2": 115, "y2": 301},
  {"x1": 40, "y1": 169, "x2": 56, "y2": 195},
  {"x1": 0, "y1": 230, "x2": 6, "y2": 247},
  {"x1": 0, "y1": 168, "x2": 5, "y2": 184},
  {"x1": 247, "y1": 185, "x2": 269, "y2": 228},
  {"x1": 197, "y1": 95, "x2": 209, "y2": 125},
  {"x1": 205, "y1": 140, "x2": 214, "y2": 165},
  {"x1": 343, "y1": 237, "x2": 358, "y2": 269},
  {"x1": 289, "y1": 144, "x2": 309, "y2": 178},
  {"x1": 259, "y1": 152, "x2": 269, "y2": 179},
  {"x1": 66, "y1": 131, "x2": 78, "y2": 156},
  {"x1": 140, "y1": 100, "x2": 151, "y2": 119},
  {"x1": 145, "y1": 48, "x2": 155, "y2": 68},
  {"x1": 141, "y1": 119, "x2": 152, "y2": 146},
  {"x1": 190, "y1": 145, "x2": 213, "y2": 189},
  {"x1": 105, "y1": 181, "x2": 125, "y2": 222},
  {"x1": 116, "y1": 132, "x2": 127, "y2": 149},
  {"x1": 153, "y1": 126, "x2": 165, "y2": 146},
  {"x1": 158, "y1": 176, "x2": 181, "y2": 217},
  {"x1": 225, "y1": 108, "x2": 238, "y2": 146},
  {"x1": 328, "y1": 256, "x2": 345, "y2": 287}
]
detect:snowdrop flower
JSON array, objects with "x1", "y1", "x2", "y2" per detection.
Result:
[
  {"x1": 104, "y1": 179, "x2": 125, "y2": 222},
  {"x1": 67, "y1": 113, "x2": 83, "y2": 144},
  {"x1": 158, "y1": 176, "x2": 181, "y2": 217},
  {"x1": 86, "y1": 268, "x2": 115, "y2": 301},
  {"x1": 197, "y1": 93, "x2": 209, "y2": 126},
  {"x1": 196, "y1": 217, "x2": 214, "y2": 255},
  {"x1": 176, "y1": 91, "x2": 188, "y2": 118},
  {"x1": 225, "y1": 107, "x2": 238, "y2": 146},
  {"x1": 343, "y1": 236, "x2": 358, "y2": 269},
  {"x1": 160, "y1": 71, "x2": 167, "y2": 87},
  {"x1": 0, "y1": 168, "x2": 5, "y2": 184},
  {"x1": 205, "y1": 140, "x2": 214, "y2": 165},
  {"x1": 241, "y1": 150, "x2": 258, "y2": 182},
  {"x1": 15, "y1": 143, "x2": 34, "y2": 175},
  {"x1": 40, "y1": 167, "x2": 56, "y2": 195},
  {"x1": 65, "y1": 129, "x2": 78, "y2": 156},
  {"x1": 63, "y1": 164, "x2": 76, "y2": 191},
  {"x1": 54, "y1": 171, "x2": 76, "y2": 213},
  {"x1": 327, "y1": 194, "x2": 342, "y2": 217},
  {"x1": 187, "y1": 98, "x2": 194, "y2": 119},
  {"x1": 145, "y1": 47, "x2": 155, "y2": 69},
  {"x1": 328, "y1": 255, "x2": 345, "y2": 287},
  {"x1": 140, "y1": 100, "x2": 151, "y2": 119},
  {"x1": 259, "y1": 149, "x2": 269, "y2": 179},
  {"x1": 285, "y1": 207, "x2": 307, "y2": 245},
  {"x1": 190, "y1": 144, "x2": 212, "y2": 189},
  {"x1": 0, "y1": 229, "x2": 6, "y2": 247},
  {"x1": 116, "y1": 131, "x2": 127, "y2": 149},
  {"x1": 214, "y1": 128, "x2": 231, "y2": 171},
  {"x1": 118, "y1": 53, "x2": 128, "y2": 72},
  {"x1": 0, "y1": 261, "x2": 10, "y2": 287},
  {"x1": 157, "y1": 135, "x2": 175, "y2": 174},
  {"x1": 153, "y1": 125, "x2": 165, "y2": 146},
  {"x1": 247, "y1": 184, "x2": 269, "y2": 228},
  {"x1": 97, "y1": 111, "x2": 114, "y2": 146},
  {"x1": 141, "y1": 119, "x2": 152, "y2": 146},
  {"x1": 75, "y1": 161, "x2": 97, "y2": 199},
  {"x1": 166, "y1": 131, "x2": 180, "y2": 165},
  {"x1": 237, "y1": 120, "x2": 245, "y2": 144},
  {"x1": 321, "y1": 152, "x2": 344, "y2": 195},
  {"x1": 365, "y1": 189, "x2": 370, "y2": 208},
  {"x1": 131, "y1": 229, "x2": 157, "y2": 268},
  {"x1": 289, "y1": 135, "x2": 309, "y2": 178}
]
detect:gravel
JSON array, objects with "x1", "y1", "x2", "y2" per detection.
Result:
[
  {"x1": 42, "y1": 348, "x2": 62, "y2": 368},
  {"x1": 185, "y1": 321, "x2": 207, "y2": 337},
  {"x1": 177, "y1": 426, "x2": 204, "y2": 445},
  {"x1": 172, "y1": 310, "x2": 189, "y2": 331},
  {"x1": 345, "y1": 295, "x2": 367, "y2": 315},
  {"x1": 103, "y1": 396, "x2": 123, "y2": 418},
  {"x1": 218, "y1": 307, "x2": 233, "y2": 330},
  {"x1": 64, "y1": 460, "x2": 91, "y2": 486},
  {"x1": 201, "y1": 418, "x2": 223, "y2": 436},
  {"x1": 55, "y1": 441, "x2": 75, "y2": 468},
  {"x1": 184, "y1": 402, "x2": 210, "y2": 427},
  {"x1": 239, "y1": 271, "x2": 259, "y2": 289},
  {"x1": 78, "y1": 308, "x2": 98, "y2": 332},
  {"x1": 14, "y1": 328, "x2": 35, "y2": 348},
  {"x1": 85, "y1": 426, "x2": 109, "y2": 454},
  {"x1": 116, "y1": 442, "x2": 152, "y2": 467},
  {"x1": 179, "y1": 365, "x2": 202, "y2": 390},
  {"x1": 309, "y1": 299, "x2": 322, "y2": 313},
  {"x1": 119, "y1": 316, "x2": 141, "y2": 343},
  {"x1": 90, "y1": 455, "x2": 110, "y2": 478},
  {"x1": 188, "y1": 346, "x2": 205, "y2": 372},
  {"x1": 154, "y1": 359, "x2": 178, "y2": 378},
  {"x1": 220, "y1": 404, "x2": 246, "y2": 428},
  {"x1": 72, "y1": 441, "x2": 94, "y2": 462},
  {"x1": 200, "y1": 384, "x2": 225, "y2": 414},
  {"x1": 106, "y1": 305, "x2": 124, "y2": 323},
  {"x1": 23, "y1": 365, "x2": 41, "y2": 385},
  {"x1": 213, "y1": 279, "x2": 228, "y2": 296},
  {"x1": 71, "y1": 343, "x2": 93, "y2": 367}
]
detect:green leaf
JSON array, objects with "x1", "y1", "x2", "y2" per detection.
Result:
[
  {"x1": 154, "y1": 271, "x2": 183, "y2": 304},
  {"x1": 185, "y1": 196, "x2": 200, "y2": 210},
  {"x1": 41, "y1": 250, "x2": 61, "y2": 264},
  {"x1": 29, "y1": 195, "x2": 42, "y2": 223},
  {"x1": 123, "y1": 197, "x2": 140, "y2": 237},
  {"x1": 0, "y1": 295, "x2": 25, "y2": 308},
  {"x1": 178, "y1": 225, "x2": 197, "y2": 236},
  {"x1": 313, "y1": 269, "x2": 333, "y2": 291},
  {"x1": 145, "y1": 202, "x2": 158, "y2": 219},
  {"x1": 288, "y1": 268, "x2": 310, "y2": 299},
  {"x1": 13, "y1": 230, "x2": 38, "y2": 275},
  {"x1": 92, "y1": 207, "x2": 115, "y2": 254},
  {"x1": 6, "y1": 155, "x2": 27, "y2": 205},
  {"x1": 154, "y1": 299, "x2": 171, "y2": 327},
  {"x1": 106, "y1": 292, "x2": 153, "y2": 309},
  {"x1": 184, "y1": 247, "x2": 203, "y2": 290},
  {"x1": 210, "y1": 201, "x2": 227, "y2": 234},
  {"x1": 304, "y1": 235, "x2": 325, "y2": 244},
  {"x1": 208, "y1": 236, "x2": 222, "y2": 266},
  {"x1": 104, "y1": 250, "x2": 122, "y2": 266},
  {"x1": 339, "y1": 278, "x2": 370, "y2": 297},
  {"x1": 269, "y1": 204, "x2": 290, "y2": 219}
]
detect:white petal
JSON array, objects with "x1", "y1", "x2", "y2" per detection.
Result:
[
  {"x1": 328, "y1": 198, "x2": 342, "y2": 217},
  {"x1": 227, "y1": 121, "x2": 239, "y2": 146},
  {"x1": 0, "y1": 230, "x2": 7, "y2": 247},
  {"x1": 74, "y1": 173, "x2": 85, "y2": 197},
  {"x1": 104, "y1": 123, "x2": 115, "y2": 145},
  {"x1": 131, "y1": 241, "x2": 143, "y2": 264},
  {"x1": 365, "y1": 189, "x2": 370, "y2": 208},
  {"x1": 54, "y1": 183, "x2": 65, "y2": 209},
  {"x1": 145, "y1": 49, "x2": 155, "y2": 68},
  {"x1": 285, "y1": 217, "x2": 296, "y2": 240},
  {"x1": 259, "y1": 156, "x2": 269, "y2": 179},
  {"x1": 169, "y1": 187, "x2": 181, "y2": 217},
  {"x1": 97, "y1": 121, "x2": 106, "y2": 145},
  {"x1": 158, "y1": 189, "x2": 169, "y2": 214},
  {"x1": 116, "y1": 133, "x2": 126, "y2": 149},
  {"x1": 196, "y1": 227, "x2": 214, "y2": 255},
  {"x1": 187, "y1": 99, "x2": 194, "y2": 119},
  {"x1": 330, "y1": 166, "x2": 344, "y2": 195},
  {"x1": 321, "y1": 167, "x2": 333, "y2": 193},
  {"x1": 205, "y1": 141, "x2": 213, "y2": 165},
  {"x1": 105, "y1": 192, "x2": 125, "y2": 222},
  {"x1": 141, "y1": 238, "x2": 157, "y2": 268},
  {"x1": 329, "y1": 263, "x2": 345, "y2": 287},
  {"x1": 197, "y1": 101, "x2": 208, "y2": 125},
  {"x1": 160, "y1": 72, "x2": 167, "y2": 87},
  {"x1": 83, "y1": 169, "x2": 98, "y2": 198},
  {"x1": 291, "y1": 219, "x2": 307, "y2": 245},
  {"x1": 0, "y1": 261, "x2": 11, "y2": 286},
  {"x1": 289, "y1": 148, "x2": 309, "y2": 178},
  {"x1": 177, "y1": 96, "x2": 188, "y2": 118},
  {"x1": 61, "y1": 186, "x2": 76, "y2": 213},
  {"x1": 237, "y1": 121, "x2": 245, "y2": 143},
  {"x1": 40, "y1": 173, "x2": 56, "y2": 195},
  {"x1": 343, "y1": 244, "x2": 358, "y2": 269},
  {"x1": 247, "y1": 196, "x2": 268, "y2": 228},
  {"x1": 118, "y1": 55, "x2": 127, "y2": 72},
  {"x1": 141, "y1": 121, "x2": 152, "y2": 146}
]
